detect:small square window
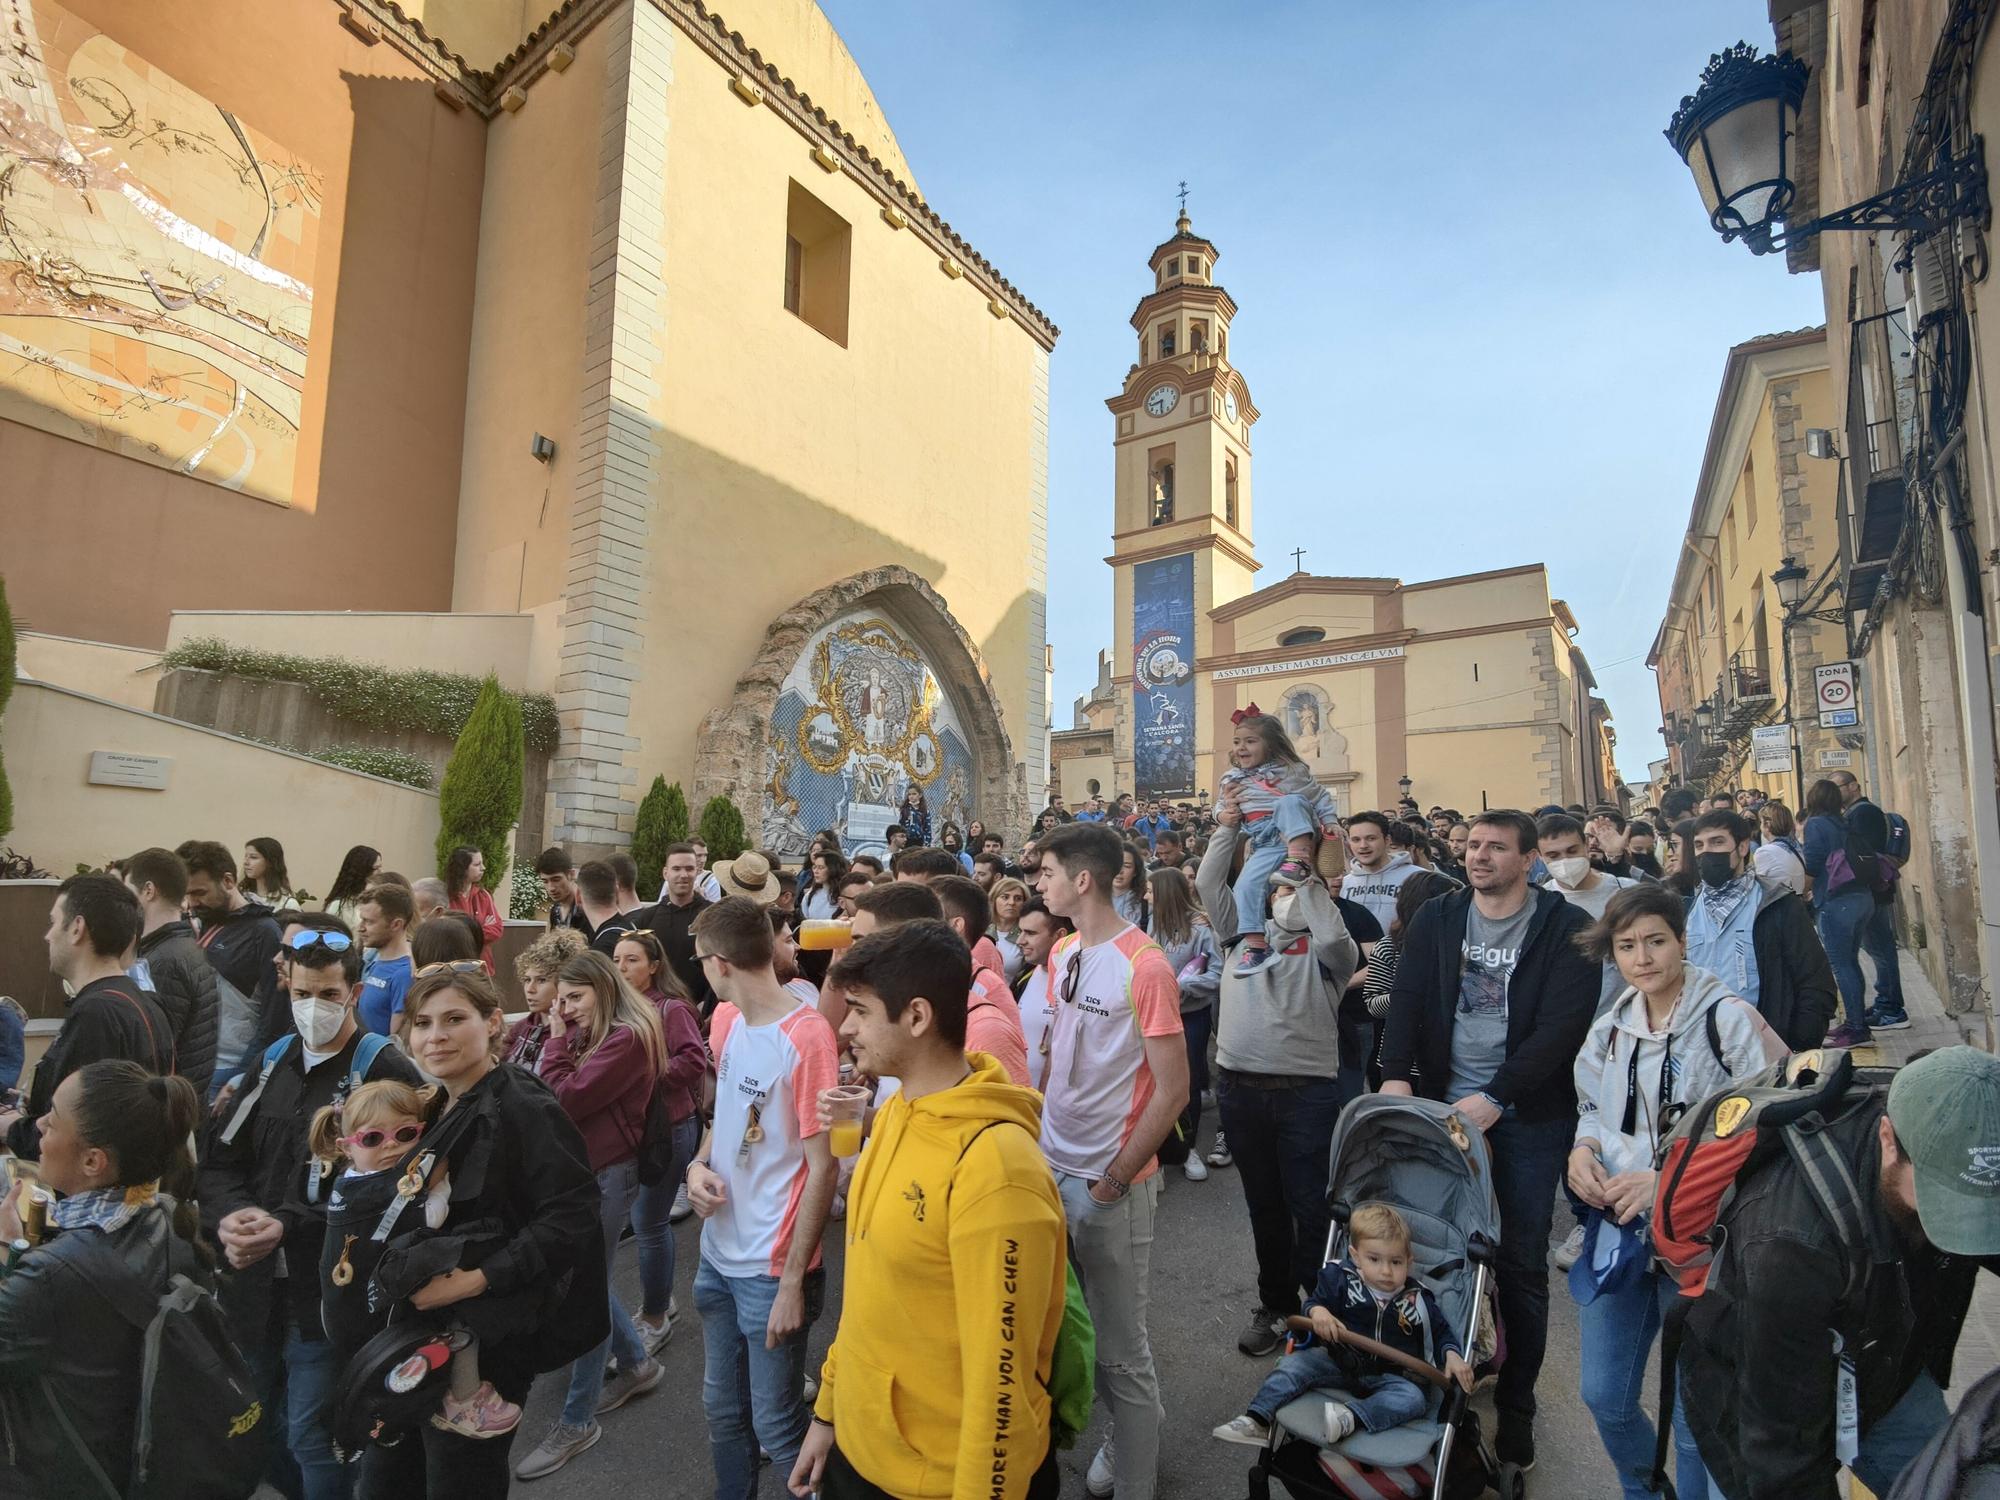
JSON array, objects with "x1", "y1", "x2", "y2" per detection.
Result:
[{"x1": 783, "y1": 180, "x2": 851, "y2": 346}]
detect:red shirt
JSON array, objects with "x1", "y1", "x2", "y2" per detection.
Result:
[{"x1": 450, "y1": 884, "x2": 504, "y2": 973}]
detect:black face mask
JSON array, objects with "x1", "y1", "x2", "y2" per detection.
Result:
[{"x1": 1696, "y1": 852, "x2": 1739, "y2": 890}]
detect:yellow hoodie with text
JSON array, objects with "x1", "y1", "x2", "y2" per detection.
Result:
[{"x1": 814, "y1": 1052, "x2": 1066, "y2": 1500}]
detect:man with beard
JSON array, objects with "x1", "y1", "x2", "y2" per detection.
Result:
[
  {"x1": 182, "y1": 840, "x2": 280, "y2": 1083},
  {"x1": 1679, "y1": 1047, "x2": 2000, "y2": 1499}
]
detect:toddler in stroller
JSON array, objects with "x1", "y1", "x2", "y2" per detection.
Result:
[
  {"x1": 309, "y1": 1079, "x2": 524, "y2": 1439},
  {"x1": 1236, "y1": 1093, "x2": 1519, "y2": 1500},
  {"x1": 1214, "y1": 1203, "x2": 1471, "y2": 1448}
]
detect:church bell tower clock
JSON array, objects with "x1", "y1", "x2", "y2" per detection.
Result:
[{"x1": 1106, "y1": 200, "x2": 1261, "y2": 801}]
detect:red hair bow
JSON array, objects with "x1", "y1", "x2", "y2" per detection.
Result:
[{"x1": 1231, "y1": 703, "x2": 1263, "y2": 725}]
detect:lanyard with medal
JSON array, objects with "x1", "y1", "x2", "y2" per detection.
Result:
[{"x1": 737, "y1": 1102, "x2": 765, "y2": 1166}]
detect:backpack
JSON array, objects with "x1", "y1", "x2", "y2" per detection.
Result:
[
  {"x1": 1646, "y1": 1048, "x2": 1880, "y2": 1497},
  {"x1": 1884, "y1": 811, "x2": 1912, "y2": 867},
  {"x1": 44, "y1": 1207, "x2": 265, "y2": 1500},
  {"x1": 633, "y1": 1084, "x2": 677, "y2": 1186},
  {"x1": 218, "y1": 1031, "x2": 397, "y2": 1148}
]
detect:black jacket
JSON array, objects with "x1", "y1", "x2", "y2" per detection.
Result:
[
  {"x1": 6, "y1": 978, "x2": 173, "y2": 1158},
  {"x1": 643, "y1": 895, "x2": 715, "y2": 1012},
  {"x1": 195, "y1": 900, "x2": 281, "y2": 1001},
  {"x1": 1680, "y1": 1089, "x2": 1998, "y2": 1500},
  {"x1": 1379, "y1": 886, "x2": 1597, "y2": 1124},
  {"x1": 417, "y1": 1062, "x2": 608, "y2": 1375},
  {"x1": 200, "y1": 1027, "x2": 420, "y2": 1339},
  {"x1": 1681, "y1": 880, "x2": 1838, "y2": 1050},
  {"x1": 136, "y1": 921, "x2": 221, "y2": 1096},
  {"x1": 0, "y1": 1203, "x2": 210, "y2": 1498}
]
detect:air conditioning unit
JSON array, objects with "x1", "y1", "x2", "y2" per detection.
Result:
[
  {"x1": 1806, "y1": 428, "x2": 1838, "y2": 460},
  {"x1": 1906, "y1": 230, "x2": 1957, "y2": 327}
]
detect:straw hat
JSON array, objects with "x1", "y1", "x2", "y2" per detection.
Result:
[{"x1": 713, "y1": 851, "x2": 781, "y2": 906}]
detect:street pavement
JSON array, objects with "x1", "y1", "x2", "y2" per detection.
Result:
[{"x1": 517, "y1": 1134, "x2": 1626, "y2": 1499}]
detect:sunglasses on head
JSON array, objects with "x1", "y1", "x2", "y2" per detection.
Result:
[
  {"x1": 343, "y1": 1123, "x2": 422, "y2": 1150},
  {"x1": 414, "y1": 960, "x2": 485, "y2": 979},
  {"x1": 286, "y1": 930, "x2": 353, "y2": 954}
]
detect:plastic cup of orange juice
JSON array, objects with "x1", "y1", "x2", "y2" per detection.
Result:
[
  {"x1": 822, "y1": 1084, "x2": 870, "y2": 1157},
  {"x1": 798, "y1": 919, "x2": 854, "y2": 952}
]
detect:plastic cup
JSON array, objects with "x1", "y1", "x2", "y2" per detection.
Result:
[
  {"x1": 822, "y1": 1084, "x2": 870, "y2": 1157},
  {"x1": 798, "y1": 919, "x2": 855, "y2": 952}
]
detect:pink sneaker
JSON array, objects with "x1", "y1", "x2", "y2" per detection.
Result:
[
  {"x1": 432, "y1": 1382, "x2": 523, "y2": 1438},
  {"x1": 1267, "y1": 859, "x2": 1312, "y2": 889}
]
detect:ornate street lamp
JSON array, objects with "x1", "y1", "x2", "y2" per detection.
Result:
[
  {"x1": 1772, "y1": 555, "x2": 1810, "y2": 611},
  {"x1": 1693, "y1": 699, "x2": 1715, "y2": 737},
  {"x1": 1397, "y1": 775, "x2": 1413, "y2": 801},
  {"x1": 1667, "y1": 43, "x2": 1988, "y2": 255}
]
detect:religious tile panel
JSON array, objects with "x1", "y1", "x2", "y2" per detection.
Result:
[
  {"x1": 0, "y1": 0, "x2": 321, "y2": 503},
  {"x1": 762, "y1": 610, "x2": 975, "y2": 859}
]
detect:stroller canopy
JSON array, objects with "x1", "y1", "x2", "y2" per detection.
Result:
[{"x1": 1322, "y1": 1093, "x2": 1502, "y2": 1264}]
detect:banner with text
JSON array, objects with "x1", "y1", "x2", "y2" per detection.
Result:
[{"x1": 1133, "y1": 554, "x2": 1197, "y2": 799}]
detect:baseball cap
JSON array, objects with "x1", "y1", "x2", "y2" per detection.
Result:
[{"x1": 1886, "y1": 1046, "x2": 2000, "y2": 1256}]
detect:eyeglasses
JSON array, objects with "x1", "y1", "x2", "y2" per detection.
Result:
[
  {"x1": 692, "y1": 950, "x2": 723, "y2": 965},
  {"x1": 343, "y1": 1123, "x2": 422, "y2": 1150},
  {"x1": 286, "y1": 930, "x2": 353, "y2": 953},
  {"x1": 414, "y1": 959, "x2": 483, "y2": 982}
]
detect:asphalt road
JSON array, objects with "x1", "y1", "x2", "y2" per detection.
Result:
[{"x1": 515, "y1": 1129, "x2": 1627, "y2": 1500}]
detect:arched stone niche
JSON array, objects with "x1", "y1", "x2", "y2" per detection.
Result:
[{"x1": 693, "y1": 567, "x2": 1025, "y2": 857}]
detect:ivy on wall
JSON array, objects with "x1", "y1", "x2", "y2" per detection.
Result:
[{"x1": 162, "y1": 638, "x2": 559, "y2": 754}]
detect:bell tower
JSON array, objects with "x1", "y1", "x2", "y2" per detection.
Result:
[{"x1": 1106, "y1": 202, "x2": 1260, "y2": 799}]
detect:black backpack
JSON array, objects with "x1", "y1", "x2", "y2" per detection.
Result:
[{"x1": 43, "y1": 1205, "x2": 264, "y2": 1500}]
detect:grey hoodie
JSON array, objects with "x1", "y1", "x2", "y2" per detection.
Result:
[
  {"x1": 1196, "y1": 825, "x2": 1358, "y2": 1076},
  {"x1": 1572, "y1": 961, "x2": 1787, "y2": 1176}
]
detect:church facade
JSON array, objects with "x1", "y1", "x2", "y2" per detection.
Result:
[
  {"x1": 1056, "y1": 217, "x2": 1621, "y2": 817},
  {"x1": 2, "y1": 0, "x2": 1055, "y2": 857}
]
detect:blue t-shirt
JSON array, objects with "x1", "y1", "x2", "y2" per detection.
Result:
[{"x1": 358, "y1": 953, "x2": 413, "y2": 1035}]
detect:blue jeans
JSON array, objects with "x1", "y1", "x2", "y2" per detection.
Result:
[
  {"x1": 1817, "y1": 888, "x2": 1875, "y2": 1029},
  {"x1": 1853, "y1": 1370, "x2": 1949, "y2": 1496},
  {"x1": 633, "y1": 1115, "x2": 701, "y2": 1318},
  {"x1": 281, "y1": 1328, "x2": 349, "y2": 1500},
  {"x1": 1863, "y1": 899, "x2": 1905, "y2": 1009},
  {"x1": 1487, "y1": 1112, "x2": 1571, "y2": 1435},
  {"x1": 695, "y1": 1256, "x2": 820, "y2": 1499},
  {"x1": 1576, "y1": 1269, "x2": 1706, "y2": 1499},
  {"x1": 1234, "y1": 794, "x2": 1316, "y2": 937},
  {"x1": 1215, "y1": 1071, "x2": 1343, "y2": 1313},
  {"x1": 1248, "y1": 1345, "x2": 1428, "y2": 1433},
  {"x1": 1183, "y1": 1004, "x2": 1213, "y2": 1139},
  {"x1": 560, "y1": 1159, "x2": 649, "y2": 1426}
]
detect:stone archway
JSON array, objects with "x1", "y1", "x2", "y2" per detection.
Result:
[{"x1": 693, "y1": 566, "x2": 1026, "y2": 851}]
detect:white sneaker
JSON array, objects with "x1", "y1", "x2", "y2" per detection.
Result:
[
  {"x1": 633, "y1": 1309, "x2": 672, "y2": 1356},
  {"x1": 1211, "y1": 1413, "x2": 1271, "y2": 1447},
  {"x1": 1323, "y1": 1400, "x2": 1357, "y2": 1444},
  {"x1": 669, "y1": 1183, "x2": 693, "y2": 1222},
  {"x1": 1552, "y1": 1222, "x2": 1587, "y2": 1271},
  {"x1": 1086, "y1": 1439, "x2": 1115, "y2": 1497},
  {"x1": 1183, "y1": 1154, "x2": 1209, "y2": 1181}
]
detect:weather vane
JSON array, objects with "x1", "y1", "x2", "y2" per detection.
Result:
[{"x1": 1177, "y1": 180, "x2": 1190, "y2": 215}]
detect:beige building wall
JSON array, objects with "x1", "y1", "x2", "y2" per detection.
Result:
[
  {"x1": 15, "y1": 634, "x2": 161, "y2": 711},
  {"x1": 5, "y1": 681, "x2": 440, "y2": 899}
]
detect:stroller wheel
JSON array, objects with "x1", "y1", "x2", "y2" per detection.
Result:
[{"x1": 1494, "y1": 1460, "x2": 1527, "y2": 1500}]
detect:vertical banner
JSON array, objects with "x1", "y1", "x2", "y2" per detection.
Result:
[{"x1": 1132, "y1": 554, "x2": 1196, "y2": 799}]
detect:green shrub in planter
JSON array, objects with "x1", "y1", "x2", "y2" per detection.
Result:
[
  {"x1": 631, "y1": 778, "x2": 689, "y2": 900},
  {"x1": 435, "y1": 676, "x2": 523, "y2": 889},
  {"x1": 698, "y1": 795, "x2": 748, "y2": 864}
]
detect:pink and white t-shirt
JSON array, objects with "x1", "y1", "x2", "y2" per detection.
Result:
[
  {"x1": 702, "y1": 998, "x2": 839, "y2": 1278},
  {"x1": 1039, "y1": 925, "x2": 1183, "y2": 1183}
]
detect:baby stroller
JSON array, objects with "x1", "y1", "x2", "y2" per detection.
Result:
[{"x1": 1246, "y1": 1093, "x2": 1518, "y2": 1500}]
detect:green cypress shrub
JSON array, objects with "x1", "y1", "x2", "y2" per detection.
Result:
[
  {"x1": 0, "y1": 576, "x2": 13, "y2": 841},
  {"x1": 698, "y1": 795, "x2": 748, "y2": 864},
  {"x1": 631, "y1": 777, "x2": 689, "y2": 899},
  {"x1": 434, "y1": 675, "x2": 523, "y2": 889}
]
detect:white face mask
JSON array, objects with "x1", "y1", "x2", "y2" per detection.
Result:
[
  {"x1": 1269, "y1": 890, "x2": 1304, "y2": 933},
  {"x1": 1546, "y1": 856, "x2": 1591, "y2": 890},
  {"x1": 291, "y1": 998, "x2": 348, "y2": 1049}
]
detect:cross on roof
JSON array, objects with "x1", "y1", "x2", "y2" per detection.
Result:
[
  {"x1": 1177, "y1": 181, "x2": 1190, "y2": 215},
  {"x1": 1291, "y1": 547, "x2": 1307, "y2": 574}
]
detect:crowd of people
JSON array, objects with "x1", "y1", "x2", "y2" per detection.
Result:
[{"x1": 0, "y1": 714, "x2": 1993, "y2": 1500}]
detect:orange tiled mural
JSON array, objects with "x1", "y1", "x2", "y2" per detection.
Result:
[{"x1": 0, "y1": 0, "x2": 321, "y2": 503}]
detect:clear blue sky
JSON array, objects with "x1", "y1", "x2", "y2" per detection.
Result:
[{"x1": 817, "y1": 1, "x2": 1825, "y2": 783}]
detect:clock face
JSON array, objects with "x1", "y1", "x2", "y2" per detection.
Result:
[
  {"x1": 1224, "y1": 389, "x2": 1240, "y2": 424},
  {"x1": 1145, "y1": 384, "x2": 1179, "y2": 418}
]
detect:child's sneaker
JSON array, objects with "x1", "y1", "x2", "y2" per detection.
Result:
[
  {"x1": 1234, "y1": 945, "x2": 1276, "y2": 978},
  {"x1": 434, "y1": 1382, "x2": 522, "y2": 1439},
  {"x1": 1267, "y1": 859, "x2": 1312, "y2": 889},
  {"x1": 1323, "y1": 1400, "x2": 1357, "y2": 1445},
  {"x1": 1211, "y1": 1413, "x2": 1272, "y2": 1447}
]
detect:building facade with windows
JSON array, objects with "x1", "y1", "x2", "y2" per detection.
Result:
[
  {"x1": 2, "y1": 0, "x2": 1056, "y2": 859},
  {"x1": 1068, "y1": 217, "x2": 1619, "y2": 818},
  {"x1": 1649, "y1": 327, "x2": 1844, "y2": 804}
]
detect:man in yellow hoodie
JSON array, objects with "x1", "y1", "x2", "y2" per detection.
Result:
[{"x1": 788, "y1": 919, "x2": 1067, "y2": 1500}]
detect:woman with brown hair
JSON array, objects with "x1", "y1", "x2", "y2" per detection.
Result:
[
  {"x1": 444, "y1": 846, "x2": 503, "y2": 974},
  {"x1": 367, "y1": 966, "x2": 604, "y2": 1496},
  {"x1": 514, "y1": 951, "x2": 669, "y2": 1478},
  {"x1": 1148, "y1": 867, "x2": 1219, "y2": 1180},
  {"x1": 507, "y1": 928, "x2": 586, "y2": 1070}
]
